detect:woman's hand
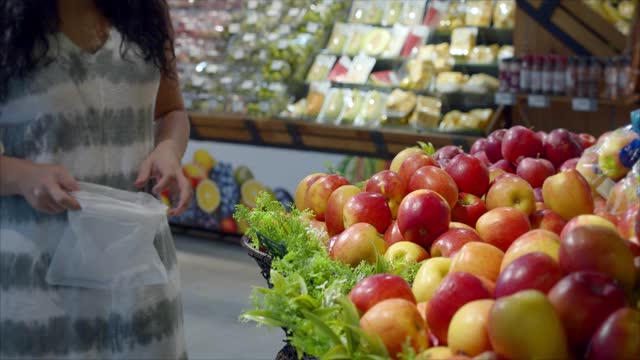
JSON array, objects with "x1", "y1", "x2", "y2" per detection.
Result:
[
  {"x1": 135, "y1": 140, "x2": 192, "y2": 216},
  {"x1": 19, "y1": 163, "x2": 81, "y2": 214}
]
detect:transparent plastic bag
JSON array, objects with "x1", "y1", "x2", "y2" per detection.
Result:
[{"x1": 46, "y1": 182, "x2": 170, "y2": 289}]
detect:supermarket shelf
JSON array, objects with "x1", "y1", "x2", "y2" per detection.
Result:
[
  {"x1": 429, "y1": 27, "x2": 514, "y2": 46},
  {"x1": 516, "y1": 94, "x2": 640, "y2": 107},
  {"x1": 170, "y1": 223, "x2": 243, "y2": 244},
  {"x1": 188, "y1": 113, "x2": 486, "y2": 159}
]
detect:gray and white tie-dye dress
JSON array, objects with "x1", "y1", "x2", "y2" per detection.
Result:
[{"x1": 0, "y1": 30, "x2": 187, "y2": 359}]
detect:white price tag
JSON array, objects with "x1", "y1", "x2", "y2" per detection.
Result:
[
  {"x1": 241, "y1": 80, "x2": 254, "y2": 90},
  {"x1": 243, "y1": 33, "x2": 257, "y2": 42},
  {"x1": 228, "y1": 23, "x2": 241, "y2": 34},
  {"x1": 572, "y1": 97, "x2": 598, "y2": 112},
  {"x1": 247, "y1": 0, "x2": 258, "y2": 10},
  {"x1": 246, "y1": 13, "x2": 258, "y2": 24},
  {"x1": 527, "y1": 95, "x2": 550, "y2": 108},
  {"x1": 268, "y1": 83, "x2": 286, "y2": 92},
  {"x1": 596, "y1": 177, "x2": 616, "y2": 199},
  {"x1": 232, "y1": 100, "x2": 245, "y2": 113},
  {"x1": 307, "y1": 22, "x2": 320, "y2": 33},
  {"x1": 494, "y1": 92, "x2": 516, "y2": 106},
  {"x1": 270, "y1": 60, "x2": 285, "y2": 71}
]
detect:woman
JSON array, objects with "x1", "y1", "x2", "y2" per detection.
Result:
[{"x1": 0, "y1": 0, "x2": 191, "y2": 359}]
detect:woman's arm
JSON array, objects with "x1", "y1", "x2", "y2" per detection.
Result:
[{"x1": 135, "y1": 51, "x2": 192, "y2": 215}]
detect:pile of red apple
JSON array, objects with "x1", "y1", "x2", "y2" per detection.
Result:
[{"x1": 294, "y1": 125, "x2": 640, "y2": 360}]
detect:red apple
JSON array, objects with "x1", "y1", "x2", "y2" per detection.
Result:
[
  {"x1": 343, "y1": 192, "x2": 392, "y2": 234},
  {"x1": 220, "y1": 216, "x2": 238, "y2": 233},
  {"x1": 397, "y1": 189, "x2": 451, "y2": 249},
  {"x1": 408, "y1": 166, "x2": 458, "y2": 208},
  {"x1": 295, "y1": 173, "x2": 325, "y2": 211},
  {"x1": 426, "y1": 272, "x2": 492, "y2": 343},
  {"x1": 306, "y1": 174, "x2": 350, "y2": 220},
  {"x1": 542, "y1": 169, "x2": 594, "y2": 220},
  {"x1": 325, "y1": 185, "x2": 361, "y2": 236},
  {"x1": 544, "y1": 128, "x2": 584, "y2": 168},
  {"x1": 501, "y1": 126, "x2": 543, "y2": 165},
  {"x1": 349, "y1": 273, "x2": 416, "y2": 314},
  {"x1": 327, "y1": 235, "x2": 338, "y2": 253},
  {"x1": 431, "y1": 228, "x2": 483, "y2": 257},
  {"x1": 365, "y1": 170, "x2": 407, "y2": 218},
  {"x1": 626, "y1": 237, "x2": 640, "y2": 257},
  {"x1": 471, "y1": 138, "x2": 488, "y2": 155},
  {"x1": 578, "y1": 133, "x2": 597, "y2": 149},
  {"x1": 445, "y1": 154, "x2": 490, "y2": 198},
  {"x1": 398, "y1": 153, "x2": 438, "y2": 184},
  {"x1": 559, "y1": 157, "x2": 579, "y2": 172},
  {"x1": 489, "y1": 160, "x2": 516, "y2": 174},
  {"x1": 617, "y1": 203, "x2": 639, "y2": 240},
  {"x1": 485, "y1": 129, "x2": 507, "y2": 163},
  {"x1": 516, "y1": 158, "x2": 555, "y2": 188},
  {"x1": 476, "y1": 207, "x2": 531, "y2": 252},
  {"x1": 530, "y1": 208, "x2": 567, "y2": 235},
  {"x1": 559, "y1": 225, "x2": 636, "y2": 290},
  {"x1": 330, "y1": 223, "x2": 387, "y2": 267},
  {"x1": 385, "y1": 241, "x2": 430, "y2": 263},
  {"x1": 390, "y1": 147, "x2": 427, "y2": 173},
  {"x1": 560, "y1": 214, "x2": 617, "y2": 241},
  {"x1": 501, "y1": 229, "x2": 561, "y2": 271},
  {"x1": 548, "y1": 271, "x2": 627, "y2": 352},
  {"x1": 536, "y1": 130, "x2": 548, "y2": 143},
  {"x1": 384, "y1": 220, "x2": 405, "y2": 247},
  {"x1": 434, "y1": 145, "x2": 465, "y2": 168},
  {"x1": 360, "y1": 299, "x2": 429, "y2": 359},
  {"x1": 451, "y1": 242, "x2": 504, "y2": 282},
  {"x1": 586, "y1": 307, "x2": 640, "y2": 360},
  {"x1": 473, "y1": 151, "x2": 492, "y2": 167},
  {"x1": 485, "y1": 174, "x2": 536, "y2": 215},
  {"x1": 494, "y1": 252, "x2": 563, "y2": 298},
  {"x1": 451, "y1": 192, "x2": 487, "y2": 228}
]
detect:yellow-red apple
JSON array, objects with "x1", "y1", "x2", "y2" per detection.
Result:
[
  {"x1": 325, "y1": 185, "x2": 361, "y2": 236},
  {"x1": 408, "y1": 166, "x2": 459, "y2": 208},
  {"x1": 501, "y1": 229, "x2": 560, "y2": 271},
  {"x1": 343, "y1": 192, "x2": 392, "y2": 233},
  {"x1": 330, "y1": 223, "x2": 387, "y2": 267},
  {"x1": 349, "y1": 273, "x2": 416, "y2": 314},
  {"x1": 451, "y1": 192, "x2": 487, "y2": 228},
  {"x1": 391, "y1": 147, "x2": 427, "y2": 173},
  {"x1": 451, "y1": 242, "x2": 504, "y2": 282},
  {"x1": 431, "y1": 228, "x2": 483, "y2": 258},
  {"x1": 412, "y1": 257, "x2": 452, "y2": 303},
  {"x1": 306, "y1": 174, "x2": 349, "y2": 220},
  {"x1": 530, "y1": 208, "x2": 567, "y2": 235},
  {"x1": 365, "y1": 170, "x2": 407, "y2": 218},
  {"x1": 476, "y1": 207, "x2": 531, "y2": 252},
  {"x1": 385, "y1": 241, "x2": 430, "y2": 263},
  {"x1": 486, "y1": 175, "x2": 536, "y2": 215},
  {"x1": 542, "y1": 169, "x2": 594, "y2": 220},
  {"x1": 295, "y1": 173, "x2": 325, "y2": 210},
  {"x1": 448, "y1": 299, "x2": 495, "y2": 357}
]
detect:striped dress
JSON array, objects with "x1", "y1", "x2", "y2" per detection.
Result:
[{"x1": 0, "y1": 29, "x2": 187, "y2": 359}]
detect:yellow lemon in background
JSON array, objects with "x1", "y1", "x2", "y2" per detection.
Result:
[{"x1": 193, "y1": 149, "x2": 217, "y2": 173}]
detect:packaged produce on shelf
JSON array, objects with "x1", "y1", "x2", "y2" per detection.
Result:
[
  {"x1": 399, "y1": 55, "x2": 437, "y2": 90},
  {"x1": 354, "y1": 91, "x2": 388, "y2": 127},
  {"x1": 326, "y1": 23, "x2": 349, "y2": 54},
  {"x1": 606, "y1": 161, "x2": 639, "y2": 221},
  {"x1": 306, "y1": 54, "x2": 337, "y2": 82},
  {"x1": 385, "y1": 89, "x2": 418, "y2": 124},
  {"x1": 344, "y1": 25, "x2": 368, "y2": 57},
  {"x1": 439, "y1": 107, "x2": 493, "y2": 131},
  {"x1": 348, "y1": 0, "x2": 368, "y2": 23},
  {"x1": 400, "y1": 25, "x2": 430, "y2": 57},
  {"x1": 317, "y1": 88, "x2": 347, "y2": 124},
  {"x1": 369, "y1": 70, "x2": 399, "y2": 88},
  {"x1": 450, "y1": 27, "x2": 478, "y2": 57},
  {"x1": 328, "y1": 56, "x2": 352, "y2": 83},
  {"x1": 363, "y1": 0, "x2": 385, "y2": 25},
  {"x1": 436, "y1": 0, "x2": 467, "y2": 29},
  {"x1": 435, "y1": 71, "x2": 467, "y2": 93},
  {"x1": 416, "y1": 43, "x2": 454, "y2": 72},
  {"x1": 465, "y1": 0, "x2": 493, "y2": 27},
  {"x1": 343, "y1": 55, "x2": 377, "y2": 85},
  {"x1": 381, "y1": 25, "x2": 411, "y2": 59},
  {"x1": 362, "y1": 28, "x2": 392, "y2": 57},
  {"x1": 497, "y1": 45, "x2": 514, "y2": 61},
  {"x1": 468, "y1": 45, "x2": 499, "y2": 64},
  {"x1": 340, "y1": 89, "x2": 366, "y2": 124},
  {"x1": 493, "y1": 0, "x2": 517, "y2": 28},
  {"x1": 462, "y1": 73, "x2": 501, "y2": 94},
  {"x1": 382, "y1": 0, "x2": 405, "y2": 26},
  {"x1": 408, "y1": 95, "x2": 442, "y2": 129},
  {"x1": 401, "y1": 0, "x2": 427, "y2": 26},
  {"x1": 304, "y1": 82, "x2": 331, "y2": 118}
]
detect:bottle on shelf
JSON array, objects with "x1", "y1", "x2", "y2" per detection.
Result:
[
  {"x1": 565, "y1": 56, "x2": 577, "y2": 97},
  {"x1": 530, "y1": 55, "x2": 542, "y2": 94},
  {"x1": 541, "y1": 54, "x2": 554, "y2": 95},
  {"x1": 499, "y1": 57, "x2": 511, "y2": 92},
  {"x1": 617, "y1": 55, "x2": 633, "y2": 98},
  {"x1": 509, "y1": 58, "x2": 521, "y2": 93},
  {"x1": 575, "y1": 57, "x2": 588, "y2": 98},
  {"x1": 520, "y1": 54, "x2": 531, "y2": 94},
  {"x1": 587, "y1": 57, "x2": 602, "y2": 99},
  {"x1": 603, "y1": 57, "x2": 618, "y2": 101},
  {"x1": 552, "y1": 55, "x2": 566, "y2": 96}
]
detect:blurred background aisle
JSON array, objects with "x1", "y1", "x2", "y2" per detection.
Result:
[{"x1": 175, "y1": 235, "x2": 284, "y2": 360}]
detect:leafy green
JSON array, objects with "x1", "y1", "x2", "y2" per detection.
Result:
[{"x1": 236, "y1": 194, "x2": 423, "y2": 359}]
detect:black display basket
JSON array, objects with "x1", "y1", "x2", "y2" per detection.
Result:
[{"x1": 241, "y1": 235, "x2": 318, "y2": 360}]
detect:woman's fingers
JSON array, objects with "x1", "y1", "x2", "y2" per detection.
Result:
[
  {"x1": 170, "y1": 174, "x2": 192, "y2": 216},
  {"x1": 49, "y1": 184, "x2": 81, "y2": 211},
  {"x1": 135, "y1": 158, "x2": 153, "y2": 188}
]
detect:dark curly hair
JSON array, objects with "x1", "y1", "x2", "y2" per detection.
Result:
[{"x1": 0, "y1": 0, "x2": 175, "y2": 100}]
